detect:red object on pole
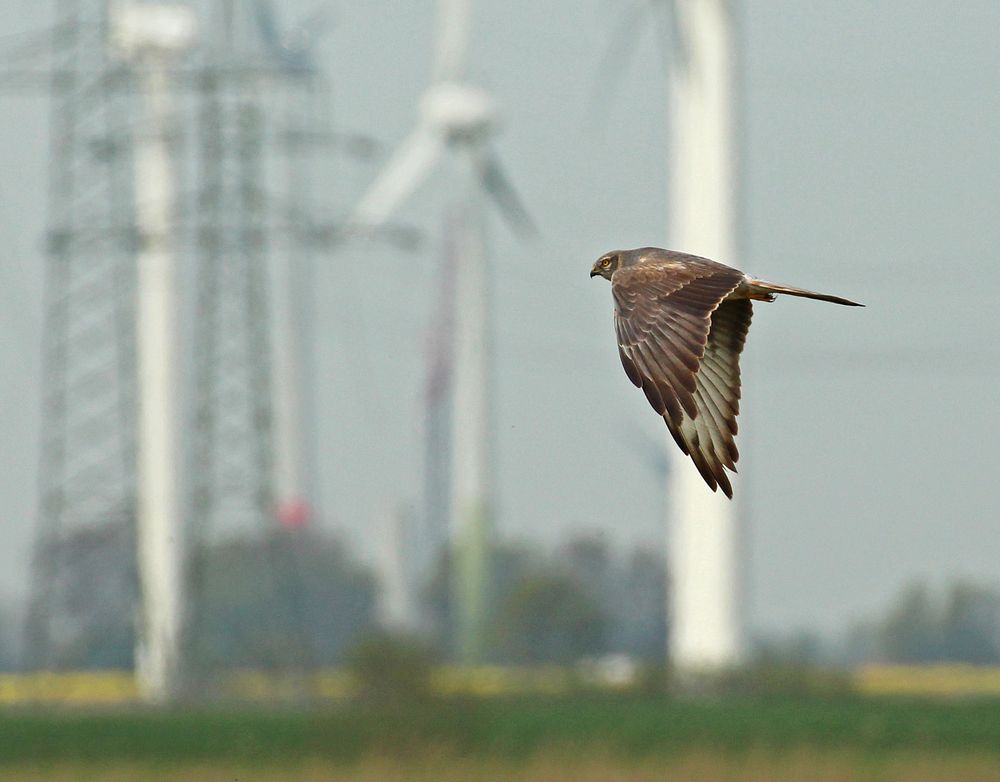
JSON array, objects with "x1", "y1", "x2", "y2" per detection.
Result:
[{"x1": 276, "y1": 499, "x2": 310, "y2": 530}]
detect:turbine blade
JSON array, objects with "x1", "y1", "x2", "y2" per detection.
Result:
[
  {"x1": 591, "y1": 0, "x2": 681, "y2": 122},
  {"x1": 618, "y1": 418, "x2": 671, "y2": 478},
  {"x1": 348, "y1": 124, "x2": 444, "y2": 230},
  {"x1": 291, "y1": 5, "x2": 336, "y2": 52},
  {"x1": 590, "y1": 0, "x2": 648, "y2": 118},
  {"x1": 252, "y1": 0, "x2": 281, "y2": 52},
  {"x1": 666, "y1": 0, "x2": 691, "y2": 73},
  {"x1": 475, "y1": 148, "x2": 537, "y2": 238},
  {"x1": 431, "y1": 0, "x2": 471, "y2": 82}
]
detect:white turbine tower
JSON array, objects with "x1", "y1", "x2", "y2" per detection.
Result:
[
  {"x1": 666, "y1": 0, "x2": 742, "y2": 675},
  {"x1": 111, "y1": 0, "x2": 197, "y2": 703},
  {"x1": 601, "y1": 0, "x2": 743, "y2": 673},
  {"x1": 348, "y1": 0, "x2": 532, "y2": 663}
]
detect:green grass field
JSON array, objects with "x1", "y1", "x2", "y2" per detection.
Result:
[{"x1": 2, "y1": 695, "x2": 999, "y2": 780}]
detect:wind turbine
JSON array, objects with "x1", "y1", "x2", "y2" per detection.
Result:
[
  {"x1": 111, "y1": 0, "x2": 197, "y2": 703},
  {"x1": 602, "y1": 0, "x2": 743, "y2": 674},
  {"x1": 347, "y1": 0, "x2": 533, "y2": 663},
  {"x1": 667, "y1": 0, "x2": 743, "y2": 676},
  {"x1": 420, "y1": 222, "x2": 458, "y2": 630}
]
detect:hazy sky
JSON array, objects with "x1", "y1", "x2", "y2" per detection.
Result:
[{"x1": 1, "y1": 0, "x2": 998, "y2": 640}]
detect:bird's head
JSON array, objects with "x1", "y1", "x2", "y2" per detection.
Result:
[{"x1": 590, "y1": 251, "x2": 622, "y2": 281}]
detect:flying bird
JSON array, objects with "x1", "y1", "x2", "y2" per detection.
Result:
[{"x1": 591, "y1": 247, "x2": 862, "y2": 498}]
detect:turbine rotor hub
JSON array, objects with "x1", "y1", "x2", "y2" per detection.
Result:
[{"x1": 421, "y1": 82, "x2": 498, "y2": 141}]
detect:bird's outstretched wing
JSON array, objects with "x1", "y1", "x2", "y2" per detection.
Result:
[{"x1": 612, "y1": 258, "x2": 751, "y2": 498}]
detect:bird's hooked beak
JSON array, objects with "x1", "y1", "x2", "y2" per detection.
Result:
[{"x1": 589, "y1": 264, "x2": 600, "y2": 278}]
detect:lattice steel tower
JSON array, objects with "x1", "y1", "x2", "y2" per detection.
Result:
[
  {"x1": 24, "y1": 0, "x2": 141, "y2": 673},
  {"x1": 24, "y1": 0, "x2": 336, "y2": 698},
  {"x1": 182, "y1": 0, "x2": 333, "y2": 685}
]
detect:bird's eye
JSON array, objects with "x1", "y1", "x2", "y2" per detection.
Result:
[{"x1": 601, "y1": 258, "x2": 612, "y2": 268}]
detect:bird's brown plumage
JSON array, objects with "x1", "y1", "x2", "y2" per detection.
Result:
[
  {"x1": 612, "y1": 254, "x2": 747, "y2": 498},
  {"x1": 594, "y1": 246, "x2": 861, "y2": 499}
]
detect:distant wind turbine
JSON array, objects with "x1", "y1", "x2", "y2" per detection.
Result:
[
  {"x1": 347, "y1": 0, "x2": 534, "y2": 663},
  {"x1": 111, "y1": 0, "x2": 197, "y2": 704},
  {"x1": 665, "y1": 0, "x2": 744, "y2": 674},
  {"x1": 601, "y1": 0, "x2": 743, "y2": 673}
]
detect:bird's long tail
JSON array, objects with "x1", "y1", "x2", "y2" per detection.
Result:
[{"x1": 746, "y1": 278, "x2": 863, "y2": 307}]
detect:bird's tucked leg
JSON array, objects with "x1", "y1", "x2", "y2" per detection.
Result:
[{"x1": 746, "y1": 290, "x2": 776, "y2": 302}]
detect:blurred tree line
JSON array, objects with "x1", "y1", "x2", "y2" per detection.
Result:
[
  {"x1": 754, "y1": 579, "x2": 1000, "y2": 668},
  {"x1": 11, "y1": 523, "x2": 665, "y2": 672},
  {"x1": 15, "y1": 524, "x2": 378, "y2": 672},
  {"x1": 844, "y1": 579, "x2": 1000, "y2": 665},
  {"x1": 422, "y1": 534, "x2": 667, "y2": 665},
  {"x1": 184, "y1": 529, "x2": 378, "y2": 671},
  {"x1": 10, "y1": 521, "x2": 997, "y2": 674}
]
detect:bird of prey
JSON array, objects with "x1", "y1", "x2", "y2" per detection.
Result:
[{"x1": 591, "y1": 247, "x2": 862, "y2": 498}]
